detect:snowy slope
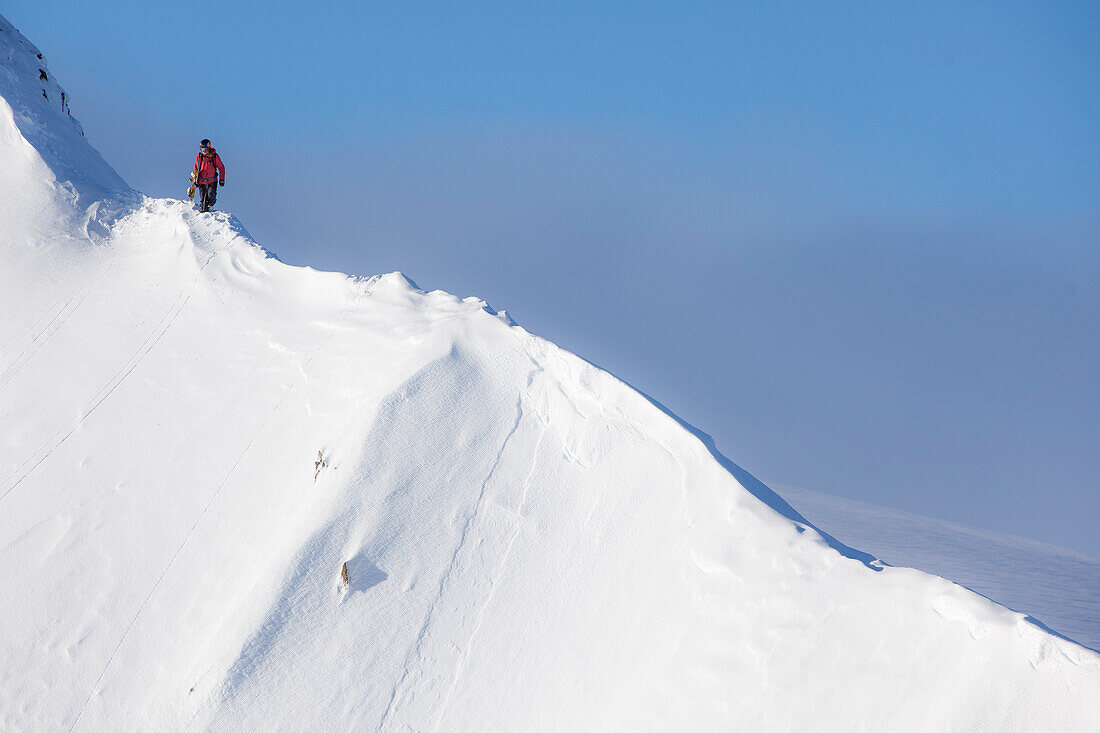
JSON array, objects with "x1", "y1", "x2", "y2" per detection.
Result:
[
  {"x1": 779, "y1": 485, "x2": 1100, "y2": 653},
  {"x1": 1, "y1": 14, "x2": 1099, "y2": 732},
  {"x1": 0, "y1": 15, "x2": 130, "y2": 222}
]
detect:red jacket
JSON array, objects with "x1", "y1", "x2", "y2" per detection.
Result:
[{"x1": 194, "y1": 148, "x2": 225, "y2": 185}]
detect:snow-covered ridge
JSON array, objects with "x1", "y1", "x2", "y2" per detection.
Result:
[
  {"x1": 0, "y1": 14, "x2": 82, "y2": 134},
  {"x1": 779, "y1": 484, "x2": 1100, "y2": 652},
  {"x1": 0, "y1": 13, "x2": 130, "y2": 216},
  {"x1": 1, "y1": 12, "x2": 1098, "y2": 731}
]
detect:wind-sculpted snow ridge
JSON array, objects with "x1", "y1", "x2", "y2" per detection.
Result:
[{"x1": 1, "y1": 13, "x2": 1099, "y2": 733}]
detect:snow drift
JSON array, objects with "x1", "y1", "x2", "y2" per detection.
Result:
[{"x1": 1, "y1": 14, "x2": 1098, "y2": 731}]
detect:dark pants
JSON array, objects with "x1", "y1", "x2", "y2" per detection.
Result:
[{"x1": 198, "y1": 182, "x2": 218, "y2": 212}]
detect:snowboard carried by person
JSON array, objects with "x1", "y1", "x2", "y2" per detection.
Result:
[{"x1": 191, "y1": 139, "x2": 225, "y2": 212}]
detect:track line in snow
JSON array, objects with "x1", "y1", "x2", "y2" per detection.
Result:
[
  {"x1": 66, "y1": 269, "x2": 367, "y2": 731},
  {"x1": 378, "y1": 393, "x2": 528, "y2": 731},
  {"x1": 430, "y1": 408, "x2": 548, "y2": 730},
  {"x1": 0, "y1": 239, "x2": 231, "y2": 506},
  {"x1": 0, "y1": 255, "x2": 117, "y2": 396},
  {"x1": 0, "y1": 289, "x2": 90, "y2": 393},
  {"x1": 0, "y1": 286, "x2": 74, "y2": 365},
  {"x1": 0, "y1": 285, "x2": 191, "y2": 503},
  {"x1": 65, "y1": 380, "x2": 298, "y2": 733}
]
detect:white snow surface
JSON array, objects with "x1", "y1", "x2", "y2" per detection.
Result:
[
  {"x1": 1, "y1": 14, "x2": 1098, "y2": 732},
  {"x1": 780, "y1": 485, "x2": 1100, "y2": 654}
]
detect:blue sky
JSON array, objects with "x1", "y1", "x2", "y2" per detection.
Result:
[{"x1": 7, "y1": 2, "x2": 1099, "y2": 553}]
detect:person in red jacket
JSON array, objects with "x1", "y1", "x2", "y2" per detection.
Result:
[{"x1": 193, "y1": 139, "x2": 225, "y2": 212}]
